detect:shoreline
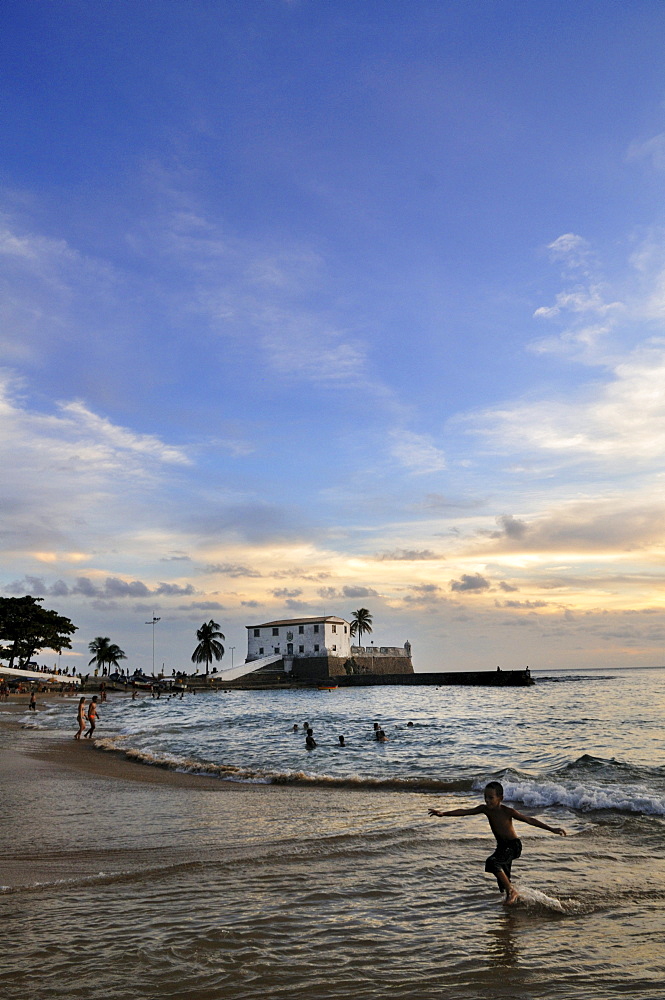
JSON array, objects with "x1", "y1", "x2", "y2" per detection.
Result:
[{"x1": 0, "y1": 695, "x2": 268, "y2": 792}]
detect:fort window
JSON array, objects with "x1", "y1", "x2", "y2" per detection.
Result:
[
  {"x1": 314, "y1": 644, "x2": 319, "y2": 652},
  {"x1": 272, "y1": 627, "x2": 279, "y2": 636},
  {"x1": 332, "y1": 624, "x2": 337, "y2": 633},
  {"x1": 298, "y1": 625, "x2": 304, "y2": 634},
  {"x1": 299, "y1": 645, "x2": 304, "y2": 653},
  {"x1": 313, "y1": 624, "x2": 319, "y2": 633},
  {"x1": 253, "y1": 628, "x2": 260, "y2": 637}
]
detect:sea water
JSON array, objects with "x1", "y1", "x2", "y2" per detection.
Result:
[{"x1": 2, "y1": 667, "x2": 664, "y2": 999}]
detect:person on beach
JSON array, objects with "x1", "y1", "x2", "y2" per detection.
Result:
[
  {"x1": 84, "y1": 696, "x2": 100, "y2": 739},
  {"x1": 428, "y1": 780, "x2": 567, "y2": 905},
  {"x1": 29, "y1": 691, "x2": 37, "y2": 711},
  {"x1": 305, "y1": 728, "x2": 317, "y2": 749},
  {"x1": 74, "y1": 697, "x2": 86, "y2": 739},
  {"x1": 338, "y1": 735, "x2": 345, "y2": 746}
]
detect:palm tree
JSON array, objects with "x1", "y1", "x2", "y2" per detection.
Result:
[
  {"x1": 349, "y1": 608, "x2": 373, "y2": 645},
  {"x1": 191, "y1": 620, "x2": 225, "y2": 675},
  {"x1": 88, "y1": 636, "x2": 127, "y2": 676}
]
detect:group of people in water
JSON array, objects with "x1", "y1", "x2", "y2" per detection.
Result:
[{"x1": 292, "y1": 719, "x2": 409, "y2": 748}]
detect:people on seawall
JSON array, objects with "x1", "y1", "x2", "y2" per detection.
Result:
[{"x1": 11, "y1": 661, "x2": 75, "y2": 677}]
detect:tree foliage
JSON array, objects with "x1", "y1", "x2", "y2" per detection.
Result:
[
  {"x1": 0, "y1": 595, "x2": 77, "y2": 669},
  {"x1": 88, "y1": 636, "x2": 127, "y2": 675},
  {"x1": 191, "y1": 620, "x2": 225, "y2": 675},
  {"x1": 349, "y1": 608, "x2": 373, "y2": 644}
]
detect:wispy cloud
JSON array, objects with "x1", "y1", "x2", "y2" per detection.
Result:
[
  {"x1": 627, "y1": 132, "x2": 665, "y2": 171},
  {"x1": 375, "y1": 549, "x2": 443, "y2": 561},
  {"x1": 471, "y1": 339, "x2": 665, "y2": 464},
  {"x1": 5, "y1": 575, "x2": 196, "y2": 599},
  {"x1": 390, "y1": 429, "x2": 446, "y2": 474}
]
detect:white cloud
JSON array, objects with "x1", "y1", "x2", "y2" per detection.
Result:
[
  {"x1": 627, "y1": 132, "x2": 665, "y2": 171},
  {"x1": 58, "y1": 401, "x2": 190, "y2": 466},
  {"x1": 474, "y1": 339, "x2": 665, "y2": 463},
  {"x1": 390, "y1": 429, "x2": 446, "y2": 474},
  {"x1": 546, "y1": 233, "x2": 594, "y2": 274},
  {"x1": 0, "y1": 371, "x2": 191, "y2": 556},
  {"x1": 137, "y1": 187, "x2": 387, "y2": 396}
]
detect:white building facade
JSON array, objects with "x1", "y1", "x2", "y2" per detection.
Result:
[{"x1": 246, "y1": 616, "x2": 352, "y2": 661}]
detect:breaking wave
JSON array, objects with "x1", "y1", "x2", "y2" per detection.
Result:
[
  {"x1": 93, "y1": 736, "x2": 475, "y2": 792},
  {"x1": 91, "y1": 739, "x2": 665, "y2": 812}
]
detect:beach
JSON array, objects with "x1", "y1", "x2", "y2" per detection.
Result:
[{"x1": 1, "y1": 674, "x2": 664, "y2": 1000}]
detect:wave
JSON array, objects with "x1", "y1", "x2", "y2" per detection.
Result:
[
  {"x1": 91, "y1": 740, "x2": 665, "y2": 813},
  {"x1": 535, "y1": 675, "x2": 616, "y2": 683},
  {"x1": 93, "y1": 737, "x2": 475, "y2": 793},
  {"x1": 488, "y1": 775, "x2": 665, "y2": 816}
]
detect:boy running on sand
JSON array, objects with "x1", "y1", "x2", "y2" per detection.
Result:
[{"x1": 428, "y1": 780, "x2": 567, "y2": 904}]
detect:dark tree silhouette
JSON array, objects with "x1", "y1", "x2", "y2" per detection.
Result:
[{"x1": 191, "y1": 620, "x2": 225, "y2": 675}]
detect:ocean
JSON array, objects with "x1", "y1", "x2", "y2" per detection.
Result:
[{"x1": 2, "y1": 667, "x2": 664, "y2": 999}]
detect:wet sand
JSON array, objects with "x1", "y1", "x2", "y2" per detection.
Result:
[{"x1": 1, "y1": 693, "x2": 255, "y2": 787}]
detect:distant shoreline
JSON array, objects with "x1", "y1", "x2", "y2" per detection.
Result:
[{"x1": 0, "y1": 695, "x2": 266, "y2": 793}]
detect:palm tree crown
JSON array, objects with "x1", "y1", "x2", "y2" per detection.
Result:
[
  {"x1": 88, "y1": 636, "x2": 127, "y2": 675},
  {"x1": 191, "y1": 620, "x2": 225, "y2": 675},
  {"x1": 349, "y1": 608, "x2": 373, "y2": 644}
]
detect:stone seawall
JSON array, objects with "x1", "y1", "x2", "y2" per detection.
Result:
[
  {"x1": 289, "y1": 654, "x2": 414, "y2": 682},
  {"x1": 329, "y1": 655, "x2": 414, "y2": 677},
  {"x1": 335, "y1": 670, "x2": 533, "y2": 687},
  {"x1": 225, "y1": 662, "x2": 532, "y2": 688}
]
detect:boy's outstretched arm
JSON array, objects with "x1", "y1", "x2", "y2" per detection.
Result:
[
  {"x1": 428, "y1": 805, "x2": 485, "y2": 818},
  {"x1": 510, "y1": 808, "x2": 567, "y2": 836}
]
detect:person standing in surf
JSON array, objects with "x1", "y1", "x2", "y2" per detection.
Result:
[
  {"x1": 74, "y1": 696, "x2": 86, "y2": 739},
  {"x1": 84, "y1": 696, "x2": 100, "y2": 739},
  {"x1": 428, "y1": 780, "x2": 567, "y2": 904}
]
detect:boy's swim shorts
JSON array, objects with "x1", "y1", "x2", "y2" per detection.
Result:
[{"x1": 485, "y1": 838, "x2": 523, "y2": 891}]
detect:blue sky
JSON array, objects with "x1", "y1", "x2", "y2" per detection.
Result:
[{"x1": 3, "y1": 1, "x2": 665, "y2": 672}]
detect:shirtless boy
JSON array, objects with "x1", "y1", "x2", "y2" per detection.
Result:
[
  {"x1": 74, "y1": 697, "x2": 86, "y2": 739},
  {"x1": 428, "y1": 780, "x2": 567, "y2": 904}
]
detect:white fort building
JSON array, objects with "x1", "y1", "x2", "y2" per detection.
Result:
[
  {"x1": 244, "y1": 615, "x2": 413, "y2": 682},
  {"x1": 246, "y1": 616, "x2": 352, "y2": 661}
]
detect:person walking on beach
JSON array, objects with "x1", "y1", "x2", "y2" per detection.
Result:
[
  {"x1": 28, "y1": 691, "x2": 37, "y2": 711},
  {"x1": 428, "y1": 780, "x2": 567, "y2": 905},
  {"x1": 74, "y1": 697, "x2": 86, "y2": 739},
  {"x1": 84, "y1": 696, "x2": 100, "y2": 739}
]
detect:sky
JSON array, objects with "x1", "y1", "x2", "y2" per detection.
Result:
[{"x1": 2, "y1": 0, "x2": 665, "y2": 673}]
